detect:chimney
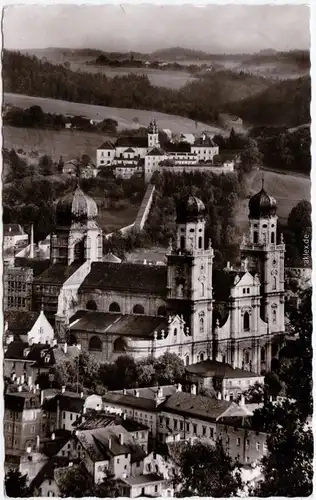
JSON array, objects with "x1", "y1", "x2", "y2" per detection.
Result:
[
  {"x1": 119, "y1": 433, "x2": 124, "y2": 445},
  {"x1": 123, "y1": 413, "x2": 127, "y2": 420},
  {"x1": 134, "y1": 390, "x2": 139, "y2": 398},
  {"x1": 18, "y1": 385, "x2": 23, "y2": 392},
  {"x1": 63, "y1": 343, "x2": 67, "y2": 354},
  {"x1": 36, "y1": 435, "x2": 40, "y2": 449},
  {"x1": 191, "y1": 384, "x2": 197, "y2": 396},
  {"x1": 51, "y1": 432, "x2": 55, "y2": 441},
  {"x1": 176, "y1": 383, "x2": 182, "y2": 392},
  {"x1": 80, "y1": 392, "x2": 84, "y2": 399},
  {"x1": 108, "y1": 438, "x2": 112, "y2": 449},
  {"x1": 36, "y1": 384, "x2": 40, "y2": 390},
  {"x1": 157, "y1": 387, "x2": 163, "y2": 398},
  {"x1": 41, "y1": 390, "x2": 45, "y2": 406},
  {"x1": 217, "y1": 392, "x2": 222, "y2": 400},
  {"x1": 30, "y1": 224, "x2": 34, "y2": 259},
  {"x1": 123, "y1": 388, "x2": 127, "y2": 395},
  {"x1": 226, "y1": 261, "x2": 230, "y2": 269},
  {"x1": 62, "y1": 386, "x2": 66, "y2": 394},
  {"x1": 83, "y1": 406, "x2": 87, "y2": 414}
]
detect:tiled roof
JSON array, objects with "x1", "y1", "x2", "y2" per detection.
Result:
[
  {"x1": 193, "y1": 136, "x2": 218, "y2": 147},
  {"x1": 115, "y1": 136, "x2": 148, "y2": 148},
  {"x1": 69, "y1": 311, "x2": 168, "y2": 339},
  {"x1": 77, "y1": 411, "x2": 149, "y2": 432},
  {"x1": 43, "y1": 392, "x2": 85, "y2": 414},
  {"x1": 159, "y1": 392, "x2": 232, "y2": 422},
  {"x1": 5, "y1": 342, "x2": 52, "y2": 364},
  {"x1": 79, "y1": 262, "x2": 167, "y2": 295},
  {"x1": 98, "y1": 141, "x2": 115, "y2": 150},
  {"x1": 103, "y1": 392, "x2": 159, "y2": 412},
  {"x1": 76, "y1": 425, "x2": 146, "y2": 462},
  {"x1": 146, "y1": 147, "x2": 165, "y2": 156},
  {"x1": 4, "y1": 224, "x2": 26, "y2": 236},
  {"x1": 121, "y1": 474, "x2": 164, "y2": 486},
  {"x1": 30, "y1": 456, "x2": 69, "y2": 491},
  {"x1": 186, "y1": 360, "x2": 261, "y2": 379},
  {"x1": 4, "y1": 311, "x2": 39, "y2": 335},
  {"x1": 103, "y1": 252, "x2": 122, "y2": 263},
  {"x1": 114, "y1": 385, "x2": 177, "y2": 400},
  {"x1": 34, "y1": 262, "x2": 81, "y2": 285}
]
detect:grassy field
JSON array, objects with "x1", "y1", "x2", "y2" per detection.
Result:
[
  {"x1": 97, "y1": 201, "x2": 139, "y2": 233},
  {"x1": 4, "y1": 93, "x2": 227, "y2": 135},
  {"x1": 3, "y1": 126, "x2": 110, "y2": 162},
  {"x1": 235, "y1": 169, "x2": 311, "y2": 231}
]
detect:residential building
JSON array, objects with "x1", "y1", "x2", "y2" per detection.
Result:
[
  {"x1": 4, "y1": 266, "x2": 34, "y2": 311},
  {"x1": 4, "y1": 224, "x2": 29, "y2": 250}
]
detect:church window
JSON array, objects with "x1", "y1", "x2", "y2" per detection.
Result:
[
  {"x1": 222, "y1": 355, "x2": 226, "y2": 363},
  {"x1": 157, "y1": 306, "x2": 167, "y2": 317},
  {"x1": 109, "y1": 302, "x2": 120, "y2": 313},
  {"x1": 271, "y1": 232, "x2": 275, "y2": 243},
  {"x1": 201, "y1": 283, "x2": 204, "y2": 296},
  {"x1": 133, "y1": 304, "x2": 145, "y2": 315},
  {"x1": 174, "y1": 328, "x2": 177, "y2": 336},
  {"x1": 272, "y1": 277, "x2": 277, "y2": 290},
  {"x1": 253, "y1": 231, "x2": 258, "y2": 244},
  {"x1": 261, "y1": 347, "x2": 266, "y2": 362},
  {"x1": 199, "y1": 317, "x2": 204, "y2": 333},
  {"x1": 198, "y1": 236, "x2": 202, "y2": 249},
  {"x1": 113, "y1": 338, "x2": 127, "y2": 352},
  {"x1": 180, "y1": 236, "x2": 185, "y2": 250},
  {"x1": 243, "y1": 312, "x2": 250, "y2": 332},
  {"x1": 199, "y1": 352, "x2": 205, "y2": 362},
  {"x1": 86, "y1": 300, "x2": 97, "y2": 311},
  {"x1": 247, "y1": 288, "x2": 250, "y2": 293},
  {"x1": 185, "y1": 355, "x2": 190, "y2": 366},
  {"x1": 272, "y1": 308, "x2": 277, "y2": 323},
  {"x1": 244, "y1": 351, "x2": 250, "y2": 364},
  {"x1": 89, "y1": 336, "x2": 102, "y2": 351}
]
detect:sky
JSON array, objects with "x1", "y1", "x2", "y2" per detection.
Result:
[{"x1": 3, "y1": 4, "x2": 310, "y2": 54}]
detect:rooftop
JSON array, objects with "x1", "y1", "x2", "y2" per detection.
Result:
[
  {"x1": 34, "y1": 262, "x2": 81, "y2": 285},
  {"x1": 79, "y1": 261, "x2": 167, "y2": 296},
  {"x1": 103, "y1": 392, "x2": 159, "y2": 412},
  {"x1": 116, "y1": 136, "x2": 148, "y2": 149},
  {"x1": 4, "y1": 224, "x2": 26, "y2": 236},
  {"x1": 159, "y1": 391, "x2": 232, "y2": 422},
  {"x1": 186, "y1": 360, "x2": 261, "y2": 379}
]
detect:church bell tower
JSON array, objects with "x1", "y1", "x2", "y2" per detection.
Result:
[
  {"x1": 167, "y1": 194, "x2": 214, "y2": 358},
  {"x1": 240, "y1": 179, "x2": 285, "y2": 335}
]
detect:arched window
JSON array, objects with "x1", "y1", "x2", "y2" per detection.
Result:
[
  {"x1": 253, "y1": 231, "x2": 258, "y2": 244},
  {"x1": 86, "y1": 300, "x2": 97, "y2": 311},
  {"x1": 74, "y1": 239, "x2": 85, "y2": 262},
  {"x1": 109, "y1": 302, "x2": 120, "y2": 313},
  {"x1": 133, "y1": 304, "x2": 145, "y2": 315},
  {"x1": 198, "y1": 236, "x2": 202, "y2": 249},
  {"x1": 89, "y1": 336, "x2": 102, "y2": 351},
  {"x1": 271, "y1": 232, "x2": 275, "y2": 244},
  {"x1": 199, "y1": 317, "x2": 204, "y2": 333},
  {"x1": 185, "y1": 355, "x2": 190, "y2": 366},
  {"x1": 180, "y1": 236, "x2": 185, "y2": 250},
  {"x1": 199, "y1": 352, "x2": 205, "y2": 362},
  {"x1": 69, "y1": 334, "x2": 77, "y2": 346},
  {"x1": 174, "y1": 328, "x2": 177, "y2": 336},
  {"x1": 243, "y1": 311, "x2": 250, "y2": 331},
  {"x1": 272, "y1": 308, "x2": 277, "y2": 323},
  {"x1": 261, "y1": 347, "x2": 266, "y2": 362},
  {"x1": 272, "y1": 277, "x2": 277, "y2": 290},
  {"x1": 201, "y1": 283, "x2": 205, "y2": 297},
  {"x1": 113, "y1": 337, "x2": 127, "y2": 352},
  {"x1": 157, "y1": 306, "x2": 167, "y2": 317}
]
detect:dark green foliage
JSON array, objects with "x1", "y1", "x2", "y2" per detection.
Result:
[
  {"x1": 287, "y1": 200, "x2": 312, "y2": 258},
  {"x1": 57, "y1": 464, "x2": 95, "y2": 497},
  {"x1": 252, "y1": 400, "x2": 313, "y2": 497},
  {"x1": 175, "y1": 440, "x2": 242, "y2": 497},
  {"x1": 5, "y1": 469, "x2": 30, "y2": 497}
]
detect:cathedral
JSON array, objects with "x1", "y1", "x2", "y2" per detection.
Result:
[{"x1": 33, "y1": 181, "x2": 285, "y2": 375}]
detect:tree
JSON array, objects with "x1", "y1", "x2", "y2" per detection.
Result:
[
  {"x1": 94, "y1": 475, "x2": 121, "y2": 497},
  {"x1": 252, "y1": 400, "x2": 313, "y2": 497},
  {"x1": 175, "y1": 440, "x2": 242, "y2": 497},
  {"x1": 154, "y1": 352, "x2": 185, "y2": 385},
  {"x1": 53, "y1": 352, "x2": 101, "y2": 392},
  {"x1": 5, "y1": 469, "x2": 30, "y2": 497},
  {"x1": 57, "y1": 464, "x2": 94, "y2": 497},
  {"x1": 287, "y1": 200, "x2": 311, "y2": 259},
  {"x1": 39, "y1": 154, "x2": 54, "y2": 176},
  {"x1": 240, "y1": 138, "x2": 263, "y2": 172}
]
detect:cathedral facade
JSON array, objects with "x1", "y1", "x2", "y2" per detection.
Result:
[{"x1": 33, "y1": 183, "x2": 285, "y2": 375}]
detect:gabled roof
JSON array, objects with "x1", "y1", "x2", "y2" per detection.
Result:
[
  {"x1": 68, "y1": 311, "x2": 168, "y2": 339},
  {"x1": 79, "y1": 262, "x2": 167, "y2": 295},
  {"x1": 42, "y1": 392, "x2": 85, "y2": 414},
  {"x1": 103, "y1": 252, "x2": 122, "y2": 263},
  {"x1": 159, "y1": 392, "x2": 232, "y2": 422},
  {"x1": 34, "y1": 262, "x2": 82, "y2": 285},
  {"x1": 4, "y1": 224, "x2": 26, "y2": 236},
  {"x1": 4, "y1": 311, "x2": 40, "y2": 336},
  {"x1": 98, "y1": 141, "x2": 115, "y2": 150},
  {"x1": 103, "y1": 392, "x2": 159, "y2": 412},
  {"x1": 30, "y1": 456, "x2": 69, "y2": 491},
  {"x1": 146, "y1": 147, "x2": 165, "y2": 156},
  {"x1": 115, "y1": 136, "x2": 148, "y2": 149},
  {"x1": 124, "y1": 147, "x2": 136, "y2": 153},
  {"x1": 5, "y1": 341, "x2": 51, "y2": 363},
  {"x1": 186, "y1": 360, "x2": 262, "y2": 379}
]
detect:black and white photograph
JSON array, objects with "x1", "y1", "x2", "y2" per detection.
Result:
[{"x1": 2, "y1": 3, "x2": 312, "y2": 497}]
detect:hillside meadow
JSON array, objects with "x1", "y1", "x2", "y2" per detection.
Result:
[
  {"x1": 235, "y1": 169, "x2": 311, "y2": 230},
  {"x1": 4, "y1": 93, "x2": 226, "y2": 135}
]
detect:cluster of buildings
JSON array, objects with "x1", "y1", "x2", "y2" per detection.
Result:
[
  {"x1": 96, "y1": 121, "x2": 238, "y2": 182},
  {"x1": 3, "y1": 162, "x2": 307, "y2": 495}
]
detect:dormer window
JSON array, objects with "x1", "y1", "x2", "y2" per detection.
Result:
[
  {"x1": 23, "y1": 349, "x2": 30, "y2": 358},
  {"x1": 45, "y1": 356, "x2": 50, "y2": 363}
]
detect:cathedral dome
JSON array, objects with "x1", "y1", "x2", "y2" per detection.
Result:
[
  {"x1": 176, "y1": 194, "x2": 206, "y2": 223},
  {"x1": 249, "y1": 187, "x2": 277, "y2": 219},
  {"x1": 56, "y1": 186, "x2": 98, "y2": 226}
]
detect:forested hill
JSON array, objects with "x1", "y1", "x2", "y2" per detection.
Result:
[
  {"x1": 3, "y1": 50, "x2": 310, "y2": 128},
  {"x1": 226, "y1": 76, "x2": 310, "y2": 127}
]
